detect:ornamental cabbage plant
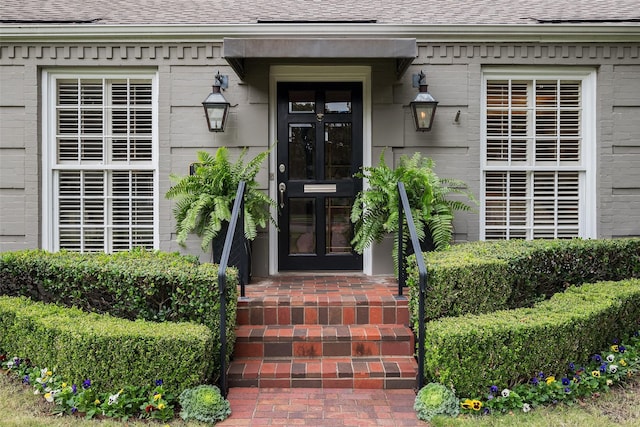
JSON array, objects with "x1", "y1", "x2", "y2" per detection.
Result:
[
  {"x1": 414, "y1": 382, "x2": 460, "y2": 421},
  {"x1": 179, "y1": 385, "x2": 231, "y2": 424}
]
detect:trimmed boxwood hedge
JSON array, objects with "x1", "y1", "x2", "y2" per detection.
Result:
[
  {"x1": 0, "y1": 296, "x2": 214, "y2": 394},
  {"x1": 421, "y1": 279, "x2": 640, "y2": 397},
  {"x1": 407, "y1": 238, "x2": 640, "y2": 322},
  {"x1": 405, "y1": 238, "x2": 640, "y2": 397},
  {"x1": 0, "y1": 248, "x2": 238, "y2": 381}
]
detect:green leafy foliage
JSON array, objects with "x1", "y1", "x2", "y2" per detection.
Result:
[
  {"x1": 0, "y1": 296, "x2": 213, "y2": 394},
  {"x1": 405, "y1": 238, "x2": 640, "y2": 399},
  {"x1": 461, "y1": 331, "x2": 640, "y2": 416},
  {"x1": 420, "y1": 279, "x2": 640, "y2": 397},
  {"x1": 166, "y1": 147, "x2": 276, "y2": 250},
  {"x1": 1, "y1": 358, "x2": 176, "y2": 421},
  {"x1": 406, "y1": 238, "x2": 640, "y2": 324},
  {"x1": 0, "y1": 248, "x2": 238, "y2": 382},
  {"x1": 414, "y1": 382, "x2": 460, "y2": 421},
  {"x1": 179, "y1": 384, "x2": 231, "y2": 423},
  {"x1": 351, "y1": 150, "x2": 476, "y2": 271}
]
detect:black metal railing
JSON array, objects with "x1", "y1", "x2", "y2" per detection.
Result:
[
  {"x1": 217, "y1": 180, "x2": 246, "y2": 397},
  {"x1": 397, "y1": 181, "x2": 428, "y2": 391}
]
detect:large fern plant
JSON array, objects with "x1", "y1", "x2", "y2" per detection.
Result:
[
  {"x1": 351, "y1": 150, "x2": 476, "y2": 269},
  {"x1": 166, "y1": 147, "x2": 276, "y2": 251}
]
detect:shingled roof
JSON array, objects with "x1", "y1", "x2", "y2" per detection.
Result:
[{"x1": 1, "y1": 0, "x2": 639, "y2": 26}]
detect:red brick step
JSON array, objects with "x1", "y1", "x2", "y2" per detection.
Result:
[
  {"x1": 228, "y1": 356, "x2": 418, "y2": 389},
  {"x1": 229, "y1": 275, "x2": 418, "y2": 390},
  {"x1": 234, "y1": 324, "x2": 415, "y2": 359}
]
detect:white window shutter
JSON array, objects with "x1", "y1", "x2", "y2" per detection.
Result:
[
  {"x1": 51, "y1": 76, "x2": 156, "y2": 253},
  {"x1": 483, "y1": 75, "x2": 586, "y2": 240}
]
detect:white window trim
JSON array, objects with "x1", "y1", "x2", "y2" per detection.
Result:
[
  {"x1": 480, "y1": 67, "x2": 597, "y2": 240},
  {"x1": 268, "y1": 65, "x2": 372, "y2": 275},
  {"x1": 41, "y1": 68, "x2": 160, "y2": 252}
]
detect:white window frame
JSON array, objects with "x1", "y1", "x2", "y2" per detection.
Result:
[
  {"x1": 480, "y1": 67, "x2": 597, "y2": 240},
  {"x1": 42, "y1": 69, "x2": 159, "y2": 252}
]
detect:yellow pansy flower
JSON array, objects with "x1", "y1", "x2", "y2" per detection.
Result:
[
  {"x1": 546, "y1": 376, "x2": 555, "y2": 385},
  {"x1": 592, "y1": 371, "x2": 600, "y2": 378},
  {"x1": 154, "y1": 393, "x2": 162, "y2": 401},
  {"x1": 472, "y1": 400, "x2": 482, "y2": 411},
  {"x1": 461, "y1": 399, "x2": 474, "y2": 410},
  {"x1": 95, "y1": 399, "x2": 101, "y2": 405},
  {"x1": 158, "y1": 403, "x2": 166, "y2": 410}
]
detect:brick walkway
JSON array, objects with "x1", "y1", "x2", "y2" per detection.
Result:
[{"x1": 219, "y1": 387, "x2": 423, "y2": 426}]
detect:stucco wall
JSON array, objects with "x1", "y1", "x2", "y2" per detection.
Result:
[{"x1": 1, "y1": 41, "x2": 639, "y2": 275}]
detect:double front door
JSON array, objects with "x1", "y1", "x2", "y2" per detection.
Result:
[{"x1": 277, "y1": 82, "x2": 363, "y2": 271}]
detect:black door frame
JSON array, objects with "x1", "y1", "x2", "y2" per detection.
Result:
[{"x1": 276, "y1": 81, "x2": 363, "y2": 271}]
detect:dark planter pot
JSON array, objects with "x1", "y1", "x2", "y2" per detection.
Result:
[
  {"x1": 211, "y1": 222, "x2": 251, "y2": 286},
  {"x1": 405, "y1": 227, "x2": 436, "y2": 256}
]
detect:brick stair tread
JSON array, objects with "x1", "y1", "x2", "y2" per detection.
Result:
[
  {"x1": 227, "y1": 356, "x2": 418, "y2": 389},
  {"x1": 237, "y1": 300, "x2": 410, "y2": 326},
  {"x1": 238, "y1": 293, "x2": 408, "y2": 306},
  {"x1": 236, "y1": 324, "x2": 413, "y2": 342}
]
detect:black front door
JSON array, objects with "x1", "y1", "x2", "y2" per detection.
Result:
[{"x1": 277, "y1": 82, "x2": 363, "y2": 271}]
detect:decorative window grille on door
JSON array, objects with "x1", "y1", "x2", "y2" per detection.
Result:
[
  {"x1": 49, "y1": 75, "x2": 157, "y2": 252},
  {"x1": 482, "y1": 76, "x2": 589, "y2": 240}
]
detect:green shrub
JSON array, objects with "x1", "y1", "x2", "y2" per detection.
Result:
[
  {"x1": 407, "y1": 238, "x2": 640, "y2": 323},
  {"x1": 414, "y1": 382, "x2": 460, "y2": 421},
  {"x1": 0, "y1": 248, "x2": 238, "y2": 380},
  {"x1": 179, "y1": 384, "x2": 231, "y2": 423},
  {"x1": 420, "y1": 279, "x2": 640, "y2": 397},
  {"x1": 0, "y1": 296, "x2": 213, "y2": 394}
]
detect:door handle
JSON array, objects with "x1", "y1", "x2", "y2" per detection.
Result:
[{"x1": 278, "y1": 182, "x2": 286, "y2": 209}]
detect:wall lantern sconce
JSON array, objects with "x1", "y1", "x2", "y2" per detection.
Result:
[
  {"x1": 410, "y1": 71, "x2": 438, "y2": 131},
  {"x1": 202, "y1": 72, "x2": 230, "y2": 132}
]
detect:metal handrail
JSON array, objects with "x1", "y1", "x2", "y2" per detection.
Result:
[
  {"x1": 217, "y1": 180, "x2": 246, "y2": 397},
  {"x1": 397, "y1": 181, "x2": 428, "y2": 391}
]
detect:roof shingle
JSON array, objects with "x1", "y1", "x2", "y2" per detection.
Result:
[{"x1": 1, "y1": 0, "x2": 639, "y2": 26}]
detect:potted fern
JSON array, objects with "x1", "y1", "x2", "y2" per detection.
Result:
[
  {"x1": 166, "y1": 146, "x2": 276, "y2": 284},
  {"x1": 350, "y1": 150, "x2": 476, "y2": 270}
]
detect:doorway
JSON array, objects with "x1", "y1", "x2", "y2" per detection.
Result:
[{"x1": 277, "y1": 82, "x2": 363, "y2": 271}]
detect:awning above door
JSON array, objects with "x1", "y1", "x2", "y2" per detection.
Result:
[{"x1": 222, "y1": 38, "x2": 417, "y2": 79}]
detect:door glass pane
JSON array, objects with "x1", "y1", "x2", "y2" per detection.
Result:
[
  {"x1": 325, "y1": 90, "x2": 351, "y2": 113},
  {"x1": 289, "y1": 198, "x2": 316, "y2": 254},
  {"x1": 289, "y1": 90, "x2": 315, "y2": 113},
  {"x1": 325, "y1": 123, "x2": 352, "y2": 179},
  {"x1": 289, "y1": 124, "x2": 315, "y2": 179},
  {"x1": 326, "y1": 198, "x2": 352, "y2": 254}
]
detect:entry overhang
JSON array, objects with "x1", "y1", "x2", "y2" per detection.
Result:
[{"x1": 223, "y1": 37, "x2": 417, "y2": 79}]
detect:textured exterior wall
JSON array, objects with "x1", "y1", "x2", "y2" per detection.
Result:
[{"x1": 1, "y1": 40, "x2": 639, "y2": 274}]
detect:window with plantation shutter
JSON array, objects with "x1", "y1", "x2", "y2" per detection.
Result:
[
  {"x1": 44, "y1": 72, "x2": 158, "y2": 252},
  {"x1": 481, "y1": 69, "x2": 596, "y2": 240}
]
